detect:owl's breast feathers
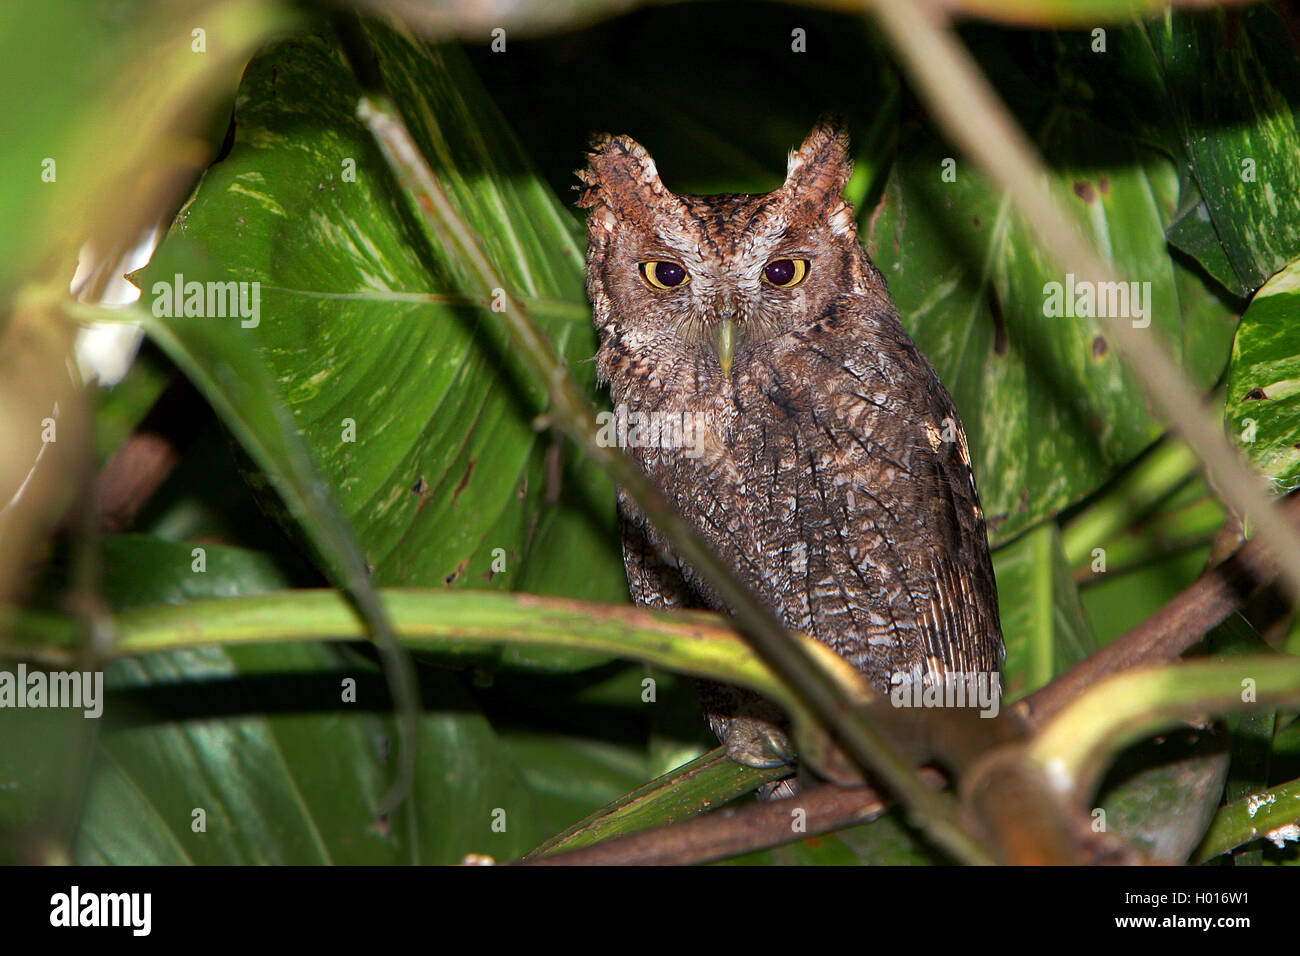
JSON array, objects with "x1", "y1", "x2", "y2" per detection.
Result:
[{"x1": 616, "y1": 291, "x2": 1004, "y2": 693}]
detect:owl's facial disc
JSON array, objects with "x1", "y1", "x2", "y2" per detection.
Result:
[
  {"x1": 631, "y1": 250, "x2": 815, "y2": 378},
  {"x1": 710, "y1": 256, "x2": 809, "y2": 376},
  {"x1": 635, "y1": 255, "x2": 742, "y2": 375}
]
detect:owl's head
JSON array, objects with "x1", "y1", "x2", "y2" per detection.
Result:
[{"x1": 577, "y1": 118, "x2": 884, "y2": 390}]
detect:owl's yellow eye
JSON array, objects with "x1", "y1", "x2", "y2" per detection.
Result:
[
  {"x1": 762, "y1": 258, "x2": 809, "y2": 287},
  {"x1": 639, "y1": 260, "x2": 690, "y2": 290}
]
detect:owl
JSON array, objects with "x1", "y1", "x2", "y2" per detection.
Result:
[{"x1": 576, "y1": 119, "x2": 1004, "y2": 793}]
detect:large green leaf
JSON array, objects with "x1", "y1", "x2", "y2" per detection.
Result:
[
  {"x1": 137, "y1": 22, "x2": 618, "y2": 596},
  {"x1": 993, "y1": 521, "x2": 1098, "y2": 701},
  {"x1": 88, "y1": 19, "x2": 660, "y2": 862},
  {"x1": 77, "y1": 641, "x2": 546, "y2": 864},
  {"x1": 1148, "y1": 6, "x2": 1300, "y2": 297},
  {"x1": 1224, "y1": 258, "x2": 1300, "y2": 495},
  {"x1": 1024, "y1": 10, "x2": 1300, "y2": 299},
  {"x1": 866, "y1": 118, "x2": 1235, "y2": 542},
  {"x1": 983, "y1": 12, "x2": 1300, "y2": 299},
  {"x1": 64, "y1": 536, "x2": 662, "y2": 863}
]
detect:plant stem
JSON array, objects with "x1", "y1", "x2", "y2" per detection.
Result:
[{"x1": 1027, "y1": 655, "x2": 1300, "y2": 800}]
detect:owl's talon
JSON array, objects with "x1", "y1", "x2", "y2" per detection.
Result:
[{"x1": 721, "y1": 717, "x2": 797, "y2": 769}]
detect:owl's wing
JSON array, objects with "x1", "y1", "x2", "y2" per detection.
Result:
[
  {"x1": 906, "y1": 390, "x2": 1005, "y2": 680},
  {"x1": 617, "y1": 490, "x2": 704, "y2": 610},
  {"x1": 716, "y1": 290, "x2": 1005, "y2": 693},
  {"x1": 817, "y1": 292, "x2": 1005, "y2": 685}
]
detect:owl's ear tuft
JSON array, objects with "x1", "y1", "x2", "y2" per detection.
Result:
[
  {"x1": 576, "y1": 134, "x2": 672, "y2": 213},
  {"x1": 783, "y1": 116, "x2": 852, "y2": 205}
]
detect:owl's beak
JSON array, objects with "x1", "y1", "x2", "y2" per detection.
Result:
[{"x1": 713, "y1": 317, "x2": 736, "y2": 377}]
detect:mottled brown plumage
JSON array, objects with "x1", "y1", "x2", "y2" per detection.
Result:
[{"x1": 577, "y1": 120, "x2": 1003, "y2": 791}]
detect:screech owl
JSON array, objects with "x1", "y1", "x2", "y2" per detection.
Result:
[{"x1": 576, "y1": 119, "x2": 1004, "y2": 793}]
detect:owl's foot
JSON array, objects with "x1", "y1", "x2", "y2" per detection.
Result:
[
  {"x1": 718, "y1": 715, "x2": 797, "y2": 769},
  {"x1": 757, "y1": 776, "x2": 802, "y2": 801},
  {"x1": 725, "y1": 722, "x2": 805, "y2": 801}
]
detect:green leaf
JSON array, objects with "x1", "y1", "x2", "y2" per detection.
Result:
[
  {"x1": 1148, "y1": 6, "x2": 1300, "y2": 296},
  {"x1": 527, "y1": 748, "x2": 782, "y2": 858},
  {"x1": 136, "y1": 22, "x2": 615, "y2": 598},
  {"x1": 50, "y1": 536, "x2": 547, "y2": 864},
  {"x1": 866, "y1": 118, "x2": 1234, "y2": 543},
  {"x1": 98, "y1": 534, "x2": 304, "y2": 607},
  {"x1": 1165, "y1": 172, "x2": 1242, "y2": 298},
  {"x1": 1224, "y1": 258, "x2": 1300, "y2": 495},
  {"x1": 129, "y1": 22, "x2": 640, "y2": 826},
  {"x1": 132, "y1": 293, "x2": 423, "y2": 812},
  {"x1": 993, "y1": 521, "x2": 1098, "y2": 700},
  {"x1": 1003, "y1": 11, "x2": 1300, "y2": 298},
  {"x1": 1095, "y1": 728, "x2": 1229, "y2": 864},
  {"x1": 1194, "y1": 776, "x2": 1300, "y2": 863},
  {"x1": 78, "y1": 643, "x2": 545, "y2": 864}
]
